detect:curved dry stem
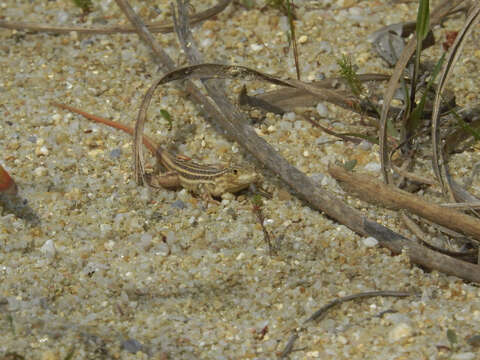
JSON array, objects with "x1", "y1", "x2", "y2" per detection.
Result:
[{"x1": 431, "y1": 2, "x2": 480, "y2": 200}]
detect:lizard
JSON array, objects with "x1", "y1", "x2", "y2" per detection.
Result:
[{"x1": 51, "y1": 102, "x2": 260, "y2": 197}]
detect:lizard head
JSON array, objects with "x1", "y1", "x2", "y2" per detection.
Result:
[{"x1": 208, "y1": 165, "x2": 261, "y2": 198}]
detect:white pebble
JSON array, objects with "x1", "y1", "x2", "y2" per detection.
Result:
[
  {"x1": 284, "y1": 112, "x2": 296, "y2": 121},
  {"x1": 364, "y1": 162, "x2": 381, "y2": 172},
  {"x1": 236, "y1": 252, "x2": 245, "y2": 261},
  {"x1": 33, "y1": 166, "x2": 48, "y2": 177},
  {"x1": 35, "y1": 145, "x2": 49, "y2": 157},
  {"x1": 40, "y1": 239, "x2": 56, "y2": 258},
  {"x1": 358, "y1": 140, "x2": 372, "y2": 150},
  {"x1": 389, "y1": 323, "x2": 413, "y2": 342},
  {"x1": 362, "y1": 237, "x2": 378, "y2": 247},
  {"x1": 316, "y1": 103, "x2": 328, "y2": 117},
  {"x1": 298, "y1": 35, "x2": 308, "y2": 44},
  {"x1": 104, "y1": 240, "x2": 115, "y2": 251}
]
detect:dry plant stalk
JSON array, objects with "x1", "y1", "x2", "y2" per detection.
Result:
[
  {"x1": 279, "y1": 290, "x2": 412, "y2": 358},
  {"x1": 328, "y1": 165, "x2": 480, "y2": 241},
  {"x1": 431, "y1": 2, "x2": 480, "y2": 200}
]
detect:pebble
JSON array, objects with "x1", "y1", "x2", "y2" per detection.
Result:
[
  {"x1": 298, "y1": 35, "x2": 308, "y2": 44},
  {"x1": 389, "y1": 323, "x2": 413, "y2": 342},
  {"x1": 109, "y1": 148, "x2": 122, "y2": 159},
  {"x1": 364, "y1": 162, "x2": 381, "y2": 172},
  {"x1": 121, "y1": 338, "x2": 144, "y2": 354},
  {"x1": 35, "y1": 145, "x2": 49, "y2": 156},
  {"x1": 33, "y1": 166, "x2": 48, "y2": 177},
  {"x1": 362, "y1": 237, "x2": 378, "y2": 247},
  {"x1": 316, "y1": 103, "x2": 328, "y2": 117}
]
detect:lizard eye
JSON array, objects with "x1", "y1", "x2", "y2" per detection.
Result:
[{"x1": 232, "y1": 169, "x2": 238, "y2": 175}]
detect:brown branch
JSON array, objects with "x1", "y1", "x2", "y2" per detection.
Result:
[{"x1": 329, "y1": 164, "x2": 480, "y2": 241}]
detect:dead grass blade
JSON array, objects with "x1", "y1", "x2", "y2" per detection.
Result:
[
  {"x1": 279, "y1": 291, "x2": 412, "y2": 358},
  {"x1": 378, "y1": 0, "x2": 464, "y2": 184},
  {"x1": 159, "y1": 63, "x2": 362, "y2": 111},
  {"x1": 0, "y1": 0, "x2": 231, "y2": 35},
  {"x1": 431, "y1": 2, "x2": 480, "y2": 200},
  {"x1": 400, "y1": 213, "x2": 477, "y2": 262},
  {"x1": 247, "y1": 73, "x2": 390, "y2": 116}
]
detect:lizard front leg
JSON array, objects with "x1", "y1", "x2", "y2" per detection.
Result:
[{"x1": 145, "y1": 171, "x2": 182, "y2": 190}]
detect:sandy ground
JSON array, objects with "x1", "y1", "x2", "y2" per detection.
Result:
[{"x1": 1, "y1": 1, "x2": 480, "y2": 359}]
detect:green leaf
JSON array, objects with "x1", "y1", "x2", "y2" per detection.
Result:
[
  {"x1": 72, "y1": 0, "x2": 93, "y2": 13},
  {"x1": 160, "y1": 109, "x2": 173, "y2": 129},
  {"x1": 160, "y1": 109, "x2": 172, "y2": 122},
  {"x1": 416, "y1": 0, "x2": 430, "y2": 42}
]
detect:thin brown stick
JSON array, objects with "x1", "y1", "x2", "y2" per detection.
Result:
[
  {"x1": 401, "y1": 213, "x2": 477, "y2": 262},
  {"x1": 279, "y1": 290, "x2": 412, "y2": 358},
  {"x1": 0, "y1": 0, "x2": 231, "y2": 35},
  {"x1": 329, "y1": 165, "x2": 480, "y2": 241}
]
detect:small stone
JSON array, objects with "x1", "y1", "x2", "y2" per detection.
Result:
[
  {"x1": 363, "y1": 237, "x2": 378, "y2": 247},
  {"x1": 316, "y1": 103, "x2": 328, "y2": 117},
  {"x1": 88, "y1": 149, "x2": 103, "y2": 157},
  {"x1": 358, "y1": 140, "x2": 372, "y2": 150},
  {"x1": 121, "y1": 338, "x2": 144, "y2": 354},
  {"x1": 364, "y1": 162, "x2": 381, "y2": 172},
  {"x1": 389, "y1": 323, "x2": 413, "y2": 342},
  {"x1": 33, "y1": 166, "x2": 48, "y2": 177},
  {"x1": 40, "y1": 239, "x2": 56, "y2": 258},
  {"x1": 236, "y1": 252, "x2": 245, "y2": 261},
  {"x1": 284, "y1": 112, "x2": 296, "y2": 121},
  {"x1": 171, "y1": 200, "x2": 186, "y2": 209},
  {"x1": 298, "y1": 35, "x2": 308, "y2": 44},
  {"x1": 109, "y1": 148, "x2": 122, "y2": 159},
  {"x1": 104, "y1": 240, "x2": 115, "y2": 251},
  {"x1": 35, "y1": 145, "x2": 49, "y2": 156}
]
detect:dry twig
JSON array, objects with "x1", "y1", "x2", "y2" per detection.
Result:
[{"x1": 279, "y1": 290, "x2": 412, "y2": 358}]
